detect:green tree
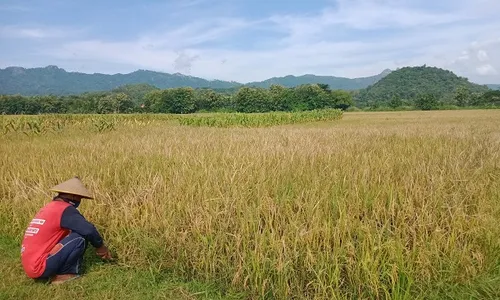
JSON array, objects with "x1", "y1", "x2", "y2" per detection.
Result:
[
  {"x1": 317, "y1": 83, "x2": 330, "y2": 92},
  {"x1": 97, "y1": 95, "x2": 115, "y2": 114},
  {"x1": 415, "y1": 94, "x2": 438, "y2": 110},
  {"x1": 194, "y1": 89, "x2": 229, "y2": 112},
  {"x1": 97, "y1": 93, "x2": 135, "y2": 113},
  {"x1": 388, "y1": 95, "x2": 403, "y2": 109},
  {"x1": 32, "y1": 95, "x2": 64, "y2": 113},
  {"x1": 330, "y1": 90, "x2": 353, "y2": 110},
  {"x1": 480, "y1": 90, "x2": 500, "y2": 106},
  {"x1": 145, "y1": 88, "x2": 196, "y2": 114},
  {"x1": 72, "y1": 94, "x2": 99, "y2": 114},
  {"x1": 0, "y1": 95, "x2": 25, "y2": 115},
  {"x1": 269, "y1": 84, "x2": 294, "y2": 111},
  {"x1": 469, "y1": 92, "x2": 484, "y2": 106},
  {"x1": 454, "y1": 86, "x2": 470, "y2": 107},
  {"x1": 292, "y1": 84, "x2": 330, "y2": 111},
  {"x1": 111, "y1": 84, "x2": 159, "y2": 104},
  {"x1": 144, "y1": 90, "x2": 165, "y2": 113},
  {"x1": 0, "y1": 95, "x2": 33, "y2": 114},
  {"x1": 168, "y1": 87, "x2": 196, "y2": 113},
  {"x1": 113, "y1": 93, "x2": 135, "y2": 113},
  {"x1": 234, "y1": 87, "x2": 272, "y2": 112}
]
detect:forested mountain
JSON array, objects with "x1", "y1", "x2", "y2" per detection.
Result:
[
  {"x1": 1, "y1": 65, "x2": 496, "y2": 106},
  {"x1": 0, "y1": 65, "x2": 391, "y2": 96},
  {"x1": 0, "y1": 66, "x2": 241, "y2": 95},
  {"x1": 356, "y1": 66, "x2": 490, "y2": 105},
  {"x1": 487, "y1": 84, "x2": 500, "y2": 90},
  {"x1": 245, "y1": 69, "x2": 392, "y2": 89}
]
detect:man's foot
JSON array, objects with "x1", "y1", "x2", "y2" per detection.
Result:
[{"x1": 50, "y1": 274, "x2": 81, "y2": 285}]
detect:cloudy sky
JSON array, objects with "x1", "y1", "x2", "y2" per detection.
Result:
[{"x1": 1, "y1": 0, "x2": 499, "y2": 84}]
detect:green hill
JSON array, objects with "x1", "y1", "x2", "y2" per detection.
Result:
[
  {"x1": 487, "y1": 84, "x2": 500, "y2": 90},
  {"x1": 0, "y1": 65, "x2": 391, "y2": 96},
  {"x1": 356, "y1": 66, "x2": 490, "y2": 105},
  {"x1": 0, "y1": 66, "x2": 242, "y2": 96},
  {"x1": 246, "y1": 69, "x2": 392, "y2": 90}
]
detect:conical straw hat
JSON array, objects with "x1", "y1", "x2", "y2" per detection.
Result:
[{"x1": 50, "y1": 177, "x2": 93, "y2": 199}]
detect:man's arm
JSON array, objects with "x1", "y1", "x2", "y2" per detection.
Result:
[{"x1": 60, "y1": 206, "x2": 104, "y2": 248}]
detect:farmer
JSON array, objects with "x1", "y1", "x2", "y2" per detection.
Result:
[{"x1": 21, "y1": 177, "x2": 112, "y2": 284}]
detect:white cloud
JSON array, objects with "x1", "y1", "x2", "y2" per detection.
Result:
[
  {"x1": 0, "y1": 4, "x2": 30, "y2": 11},
  {"x1": 458, "y1": 51, "x2": 470, "y2": 61},
  {"x1": 269, "y1": 0, "x2": 484, "y2": 43},
  {"x1": 477, "y1": 64, "x2": 497, "y2": 75},
  {"x1": 449, "y1": 38, "x2": 500, "y2": 80},
  {"x1": 477, "y1": 50, "x2": 489, "y2": 62},
  {"x1": 173, "y1": 50, "x2": 199, "y2": 73},
  {"x1": 0, "y1": 25, "x2": 76, "y2": 39},
  {"x1": 137, "y1": 18, "x2": 259, "y2": 51}
]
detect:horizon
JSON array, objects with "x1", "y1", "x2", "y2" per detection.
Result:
[
  {"x1": 1, "y1": 64, "x2": 394, "y2": 84},
  {"x1": 1, "y1": 0, "x2": 499, "y2": 84},
  {"x1": 3, "y1": 64, "x2": 498, "y2": 86}
]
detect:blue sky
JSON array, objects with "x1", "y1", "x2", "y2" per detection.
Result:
[{"x1": 1, "y1": 0, "x2": 499, "y2": 83}]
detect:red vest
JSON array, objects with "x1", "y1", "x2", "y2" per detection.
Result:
[{"x1": 21, "y1": 200, "x2": 71, "y2": 278}]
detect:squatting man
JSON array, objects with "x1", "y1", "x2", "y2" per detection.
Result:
[{"x1": 21, "y1": 177, "x2": 112, "y2": 284}]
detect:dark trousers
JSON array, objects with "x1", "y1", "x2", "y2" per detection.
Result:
[{"x1": 40, "y1": 232, "x2": 86, "y2": 278}]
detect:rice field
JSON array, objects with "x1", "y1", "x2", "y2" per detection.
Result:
[{"x1": 1, "y1": 110, "x2": 499, "y2": 299}]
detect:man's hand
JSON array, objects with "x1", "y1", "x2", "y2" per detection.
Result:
[{"x1": 96, "y1": 244, "x2": 113, "y2": 260}]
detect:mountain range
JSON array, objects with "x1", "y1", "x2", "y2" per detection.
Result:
[
  {"x1": 0, "y1": 65, "x2": 393, "y2": 96},
  {"x1": 245, "y1": 69, "x2": 392, "y2": 89},
  {"x1": 0, "y1": 66, "x2": 239, "y2": 96},
  {"x1": 0, "y1": 65, "x2": 497, "y2": 96}
]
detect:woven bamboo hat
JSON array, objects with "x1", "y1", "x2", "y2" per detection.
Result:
[{"x1": 50, "y1": 176, "x2": 93, "y2": 199}]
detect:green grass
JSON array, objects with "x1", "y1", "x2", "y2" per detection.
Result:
[{"x1": 0, "y1": 235, "x2": 245, "y2": 300}]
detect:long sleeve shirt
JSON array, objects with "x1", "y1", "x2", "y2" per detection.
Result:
[{"x1": 60, "y1": 205, "x2": 104, "y2": 248}]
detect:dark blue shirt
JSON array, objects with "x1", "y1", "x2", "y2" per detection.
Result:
[{"x1": 60, "y1": 205, "x2": 104, "y2": 248}]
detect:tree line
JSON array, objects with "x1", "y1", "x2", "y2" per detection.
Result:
[
  {"x1": 1, "y1": 83, "x2": 499, "y2": 115},
  {"x1": 360, "y1": 87, "x2": 500, "y2": 110},
  {"x1": 0, "y1": 84, "x2": 353, "y2": 115}
]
